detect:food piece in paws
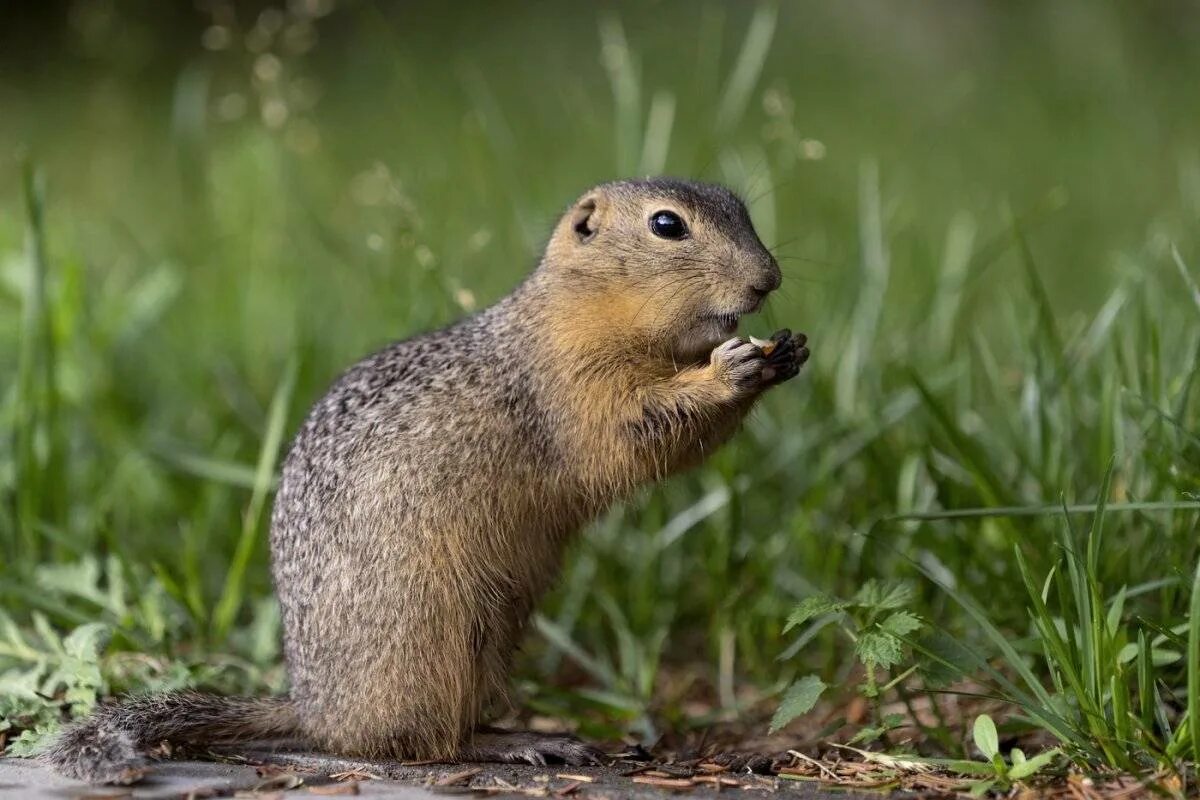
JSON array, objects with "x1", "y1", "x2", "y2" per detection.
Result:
[{"x1": 749, "y1": 335, "x2": 777, "y2": 356}]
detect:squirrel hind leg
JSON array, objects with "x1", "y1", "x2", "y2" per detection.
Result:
[
  {"x1": 39, "y1": 719, "x2": 147, "y2": 785},
  {"x1": 458, "y1": 729, "x2": 605, "y2": 767}
]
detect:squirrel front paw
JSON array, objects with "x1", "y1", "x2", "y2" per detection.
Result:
[
  {"x1": 711, "y1": 330, "x2": 809, "y2": 396},
  {"x1": 711, "y1": 337, "x2": 771, "y2": 395},
  {"x1": 759, "y1": 328, "x2": 809, "y2": 385}
]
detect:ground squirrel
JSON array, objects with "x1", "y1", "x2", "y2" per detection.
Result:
[{"x1": 43, "y1": 178, "x2": 809, "y2": 783}]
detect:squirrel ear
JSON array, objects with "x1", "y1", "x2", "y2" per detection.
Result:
[{"x1": 571, "y1": 196, "x2": 600, "y2": 243}]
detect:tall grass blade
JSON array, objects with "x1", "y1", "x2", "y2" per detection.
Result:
[
  {"x1": 155, "y1": 447, "x2": 265, "y2": 490},
  {"x1": 1013, "y1": 546, "x2": 1088, "y2": 711},
  {"x1": 212, "y1": 358, "x2": 298, "y2": 640},
  {"x1": 1137, "y1": 629, "x2": 1154, "y2": 729},
  {"x1": 928, "y1": 212, "x2": 975, "y2": 351},
  {"x1": 1085, "y1": 464, "x2": 1115, "y2": 708},
  {"x1": 715, "y1": 3, "x2": 777, "y2": 134},
  {"x1": 908, "y1": 372, "x2": 1016, "y2": 508},
  {"x1": 1057, "y1": 500, "x2": 1097, "y2": 709},
  {"x1": 638, "y1": 91, "x2": 675, "y2": 176},
  {"x1": 888, "y1": 500, "x2": 1200, "y2": 523},
  {"x1": 1011, "y1": 216, "x2": 1067, "y2": 378},
  {"x1": 1171, "y1": 244, "x2": 1200, "y2": 317},
  {"x1": 837, "y1": 159, "x2": 889, "y2": 415},
  {"x1": 13, "y1": 164, "x2": 57, "y2": 566},
  {"x1": 961, "y1": 187, "x2": 1068, "y2": 292},
  {"x1": 599, "y1": 14, "x2": 642, "y2": 175},
  {"x1": 534, "y1": 614, "x2": 619, "y2": 688},
  {"x1": 1188, "y1": 553, "x2": 1200, "y2": 766}
]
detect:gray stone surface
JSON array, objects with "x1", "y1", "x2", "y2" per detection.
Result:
[
  {"x1": 0, "y1": 748, "x2": 875, "y2": 799},
  {"x1": 0, "y1": 756, "x2": 433, "y2": 799}
]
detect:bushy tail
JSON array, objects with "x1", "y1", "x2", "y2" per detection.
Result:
[{"x1": 39, "y1": 691, "x2": 301, "y2": 785}]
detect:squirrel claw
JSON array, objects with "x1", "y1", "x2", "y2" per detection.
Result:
[
  {"x1": 761, "y1": 329, "x2": 809, "y2": 385},
  {"x1": 462, "y1": 731, "x2": 607, "y2": 767}
]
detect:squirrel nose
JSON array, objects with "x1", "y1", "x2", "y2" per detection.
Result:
[
  {"x1": 757, "y1": 256, "x2": 782, "y2": 293},
  {"x1": 751, "y1": 265, "x2": 782, "y2": 296}
]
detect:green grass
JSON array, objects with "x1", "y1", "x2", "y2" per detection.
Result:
[{"x1": 1, "y1": 0, "x2": 1199, "y2": 782}]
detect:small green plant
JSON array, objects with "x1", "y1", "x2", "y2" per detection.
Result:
[
  {"x1": 937, "y1": 714, "x2": 1061, "y2": 795},
  {"x1": 0, "y1": 555, "x2": 284, "y2": 755},
  {"x1": 771, "y1": 580, "x2": 923, "y2": 736},
  {"x1": 817, "y1": 715, "x2": 1061, "y2": 795},
  {"x1": 0, "y1": 612, "x2": 107, "y2": 755}
]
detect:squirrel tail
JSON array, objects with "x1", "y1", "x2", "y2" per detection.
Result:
[{"x1": 39, "y1": 690, "x2": 302, "y2": 784}]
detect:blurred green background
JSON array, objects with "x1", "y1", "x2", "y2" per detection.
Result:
[{"x1": 2, "y1": 0, "x2": 1198, "y2": 750}]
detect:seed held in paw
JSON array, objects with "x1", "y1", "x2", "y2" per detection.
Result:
[{"x1": 749, "y1": 335, "x2": 777, "y2": 356}]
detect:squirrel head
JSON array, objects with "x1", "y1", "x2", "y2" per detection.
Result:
[{"x1": 542, "y1": 178, "x2": 781, "y2": 362}]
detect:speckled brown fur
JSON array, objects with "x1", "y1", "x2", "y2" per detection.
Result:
[{"x1": 42, "y1": 178, "x2": 809, "y2": 783}]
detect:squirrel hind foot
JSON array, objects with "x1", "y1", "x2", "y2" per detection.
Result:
[
  {"x1": 459, "y1": 730, "x2": 606, "y2": 767},
  {"x1": 39, "y1": 721, "x2": 148, "y2": 785}
]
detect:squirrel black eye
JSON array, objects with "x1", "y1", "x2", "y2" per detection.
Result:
[{"x1": 649, "y1": 210, "x2": 688, "y2": 240}]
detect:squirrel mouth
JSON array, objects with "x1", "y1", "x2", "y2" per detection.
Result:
[
  {"x1": 715, "y1": 312, "x2": 740, "y2": 333},
  {"x1": 702, "y1": 297, "x2": 764, "y2": 338},
  {"x1": 705, "y1": 308, "x2": 753, "y2": 334}
]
